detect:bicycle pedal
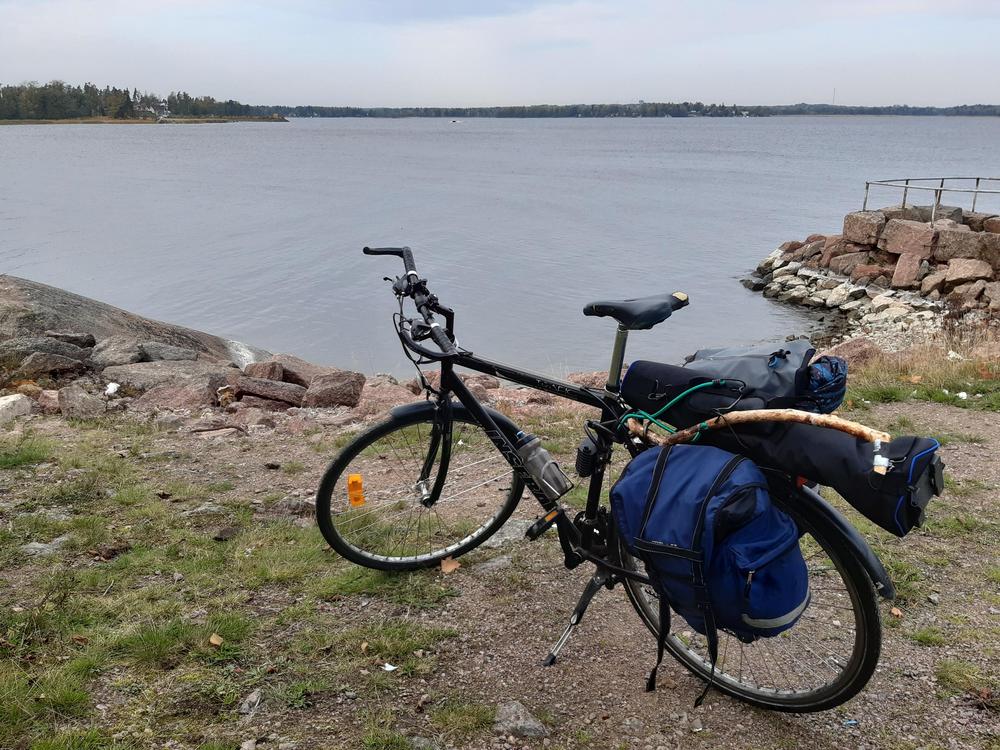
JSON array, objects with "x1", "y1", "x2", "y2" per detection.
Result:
[{"x1": 525, "y1": 508, "x2": 562, "y2": 541}]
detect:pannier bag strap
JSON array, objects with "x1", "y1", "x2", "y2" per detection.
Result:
[{"x1": 645, "y1": 595, "x2": 671, "y2": 692}]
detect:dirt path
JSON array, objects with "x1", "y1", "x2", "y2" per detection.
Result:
[{"x1": 0, "y1": 397, "x2": 997, "y2": 750}]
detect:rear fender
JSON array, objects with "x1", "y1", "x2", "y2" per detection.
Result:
[{"x1": 793, "y1": 484, "x2": 896, "y2": 600}]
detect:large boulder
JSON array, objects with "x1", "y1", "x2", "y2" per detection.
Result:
[
  {"x1": 828, "y1": 252, "x2": 871, "y2": 276},
  {"x1": 266, "y1": 354, "x2": 333, "y2": 387},
  {"x1": 102, "y1": 360, "x2": 237, "y2": 392},
  {"x1": 920, "y1": 270, "x2": 947, "y2": 295},
  {"x1": 132, "y1": 383, "x2": 217, "y2": 412},
  {"x1": 0, "y1": 336, "x2": 89, "y2": 368},
  {"x1": 963, "y1": 212, "x2": 997, "y2": 232},
  {"x1": 236, "y1": 376, "x2": 306, "y2": 406},
  {"x1": 139, "y1": 342, "x2": 198, "y2": 362},
  {"x1": 880, "y1": 219, "x2": 936, "y2": 258},
  {"x1": 12, "y1": 352, "x2": 85, "y2": 380},
  {"x1": 842, "y1": 211, "x2": 886, "y2": 245},
  {"x1": 244, "y1": 361, "x2": 284, "y2": 381},
  {"x1": 0, "y1": 274, "x2": 268, "y2": 366},
  {"x1": 984, "y1": 216, "x2": 1000, "y2": 234},
  {"x1": 890, "y1": 253, "x2": 924, "y2": 289},
  {"x1": 90, "y1": 336, "x2": 143, "y2": 368},
  {"x1": 912, "y1": 204, "x2": 963, "y2": 223},
  {"x1": 0, "y1": 393, "x2": 33, "y2": 425},
  {"x1": 945, "y1": 258, "x2": 994, "y2": 285},
  {"x1": 981, "y1": 233, "x2": 1000, "y2": 273},
  {"x1": 43, "y1": 331, "x2": 96, "y2": 348},
  {"x1": 302, "y1": 371, "x2": 366, "y2": 408},
  {"x1": 933, "y1": 228, "x2": 985, "y2": 262},
  {"x1": 57, "y1": 385, "x2": 105, "y2": 419}
]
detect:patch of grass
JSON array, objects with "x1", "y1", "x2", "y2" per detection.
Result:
[
  {"x1": 934, "y1": 659, "x2": 996, "y2": 698},
  {"x1": 281, "y1": 460, "x2": 307, "y2": 475},
  {"x1": 204, "y1": 480, "x2": 236, "y2": 492},
  {"x1": 909, "y1": 626, "x2": 946, "y2": 646},
  {"x1": 308, "y1": 567, "x2": 457, "y2": 608},
  {"x1": 925, "y1": 513, "x2": 992, "y2": 538},
  {"x1": 361, "y1": 714, "x2": 410, "y2": 750},
  {"x1": 882, "y1": 557, "x2": 926, "y2": 603},
  {"x1": 30, "y1": 729, "x2": 123, "y2": 750},
  {"x1": 337, "y1": 619, "x2": 457, "y2": 676},
  {"x1": 112, "y1": 619, "x2": 197, "y2": 669},
  {"x1": 0, "y1": 665, "x2": 91, "y2": 748},
  {"x1": 942, "y1": 476, "x2": 991, "y2": 498},
  {"x1": 846, "y1": 383, "x2": 910, "y2": 404},
  {"x1": 0, "y1": 435, "x2": 54, "y2": 469},
  {"x1": 932, "y1": 431, "x2": 985, "y2": 446},
  {"x1": 279, "y1": 679, "x2": 330, "y2": 709},
  {"x1": 429, "y1": 696, "x2": 495, "y2": 736},
  {"x1": 44, "y1": 473, "x2": 106, "y2": 506},
  {"x1": 987, "y1": 566, "x2": 1000, "y2": 585}
]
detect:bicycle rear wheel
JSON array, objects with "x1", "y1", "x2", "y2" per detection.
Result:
[
  {"x1": 316, "y1": 408, "x2": 524, "y2": 571},
  {"x1": 618, "y1": 489, "x2": 881, "y2": 712}
]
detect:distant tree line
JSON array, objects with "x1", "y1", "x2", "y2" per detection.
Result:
[
  {"x1": 0, "y1": 81, "x2": 253, "y2": 120},
  {"x1": 3, "y1": 81, "x2": 1000, "y2": 120}
]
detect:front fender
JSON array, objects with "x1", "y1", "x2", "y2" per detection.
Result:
[{"x1": 794, "y1": 484, "x2": 896, "y2": 600}]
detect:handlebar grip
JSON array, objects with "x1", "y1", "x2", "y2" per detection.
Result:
[
  {"x1": 362, "y1": 246, "x2": 416, "y2": 274},
  {"x1": 429, "y1": 325, "x2": 455, "y2": 354},
  {"x1": 401, "y1": 247, "x2": 416, "y2": 274}
]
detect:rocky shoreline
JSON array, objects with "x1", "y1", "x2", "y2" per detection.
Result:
[
  {"x1": 0, "y1": 274, "x2": 594, "y2": 432},
  {"x1": 743, "y1": 204, "x2": 1000, "y2": 350}
]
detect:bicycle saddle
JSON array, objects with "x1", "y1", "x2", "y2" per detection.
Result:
[{"x1": 582, "y1": 291, "x2": 689, "y2": 330}]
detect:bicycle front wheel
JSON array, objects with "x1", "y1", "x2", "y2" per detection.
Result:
[
  {"x1": 316, "y1": 408, "x2": 524, "y2": 571},
  {"x1": 618, "y1": 488, "x2": 882, "y2": 712}
]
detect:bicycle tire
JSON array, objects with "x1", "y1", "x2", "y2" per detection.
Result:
[
  {"x1": 316, "y1": 407, "x2": 525, "y2": 571},
  {"x1": 619, "y1": 489, "x2": 882, "y2": 712}
]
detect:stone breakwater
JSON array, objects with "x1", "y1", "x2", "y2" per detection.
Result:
[{"x1": 744, "y1": 204, "x2": 1000, "y2": 348}]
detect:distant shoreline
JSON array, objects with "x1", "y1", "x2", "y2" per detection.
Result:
[{"x1": 0, "y1": 115, "x2": 288, "y2": 125}]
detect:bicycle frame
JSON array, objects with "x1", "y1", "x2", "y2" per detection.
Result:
[{"x1": 423, "y1": 349, "x2": 648, "y2": 579}]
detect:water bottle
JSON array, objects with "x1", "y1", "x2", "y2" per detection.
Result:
[{"x1": 515, "y1": 431, "x2": 573, "y2": 501}]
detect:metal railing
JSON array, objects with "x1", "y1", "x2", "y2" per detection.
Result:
[{"x1": 862, "y1": 177, "x2": 1000, "y2": 221}]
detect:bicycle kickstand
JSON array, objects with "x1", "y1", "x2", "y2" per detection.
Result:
[{"x1": 542, "y1": 568, "x2": 611, "y2": 666}]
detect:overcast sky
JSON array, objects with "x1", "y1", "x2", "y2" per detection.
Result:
[{"x1": 3, "y1": 0, "x2": 999, "y2": 107}]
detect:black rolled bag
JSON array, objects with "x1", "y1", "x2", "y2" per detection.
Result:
[
  {"x1": 692, "y1": 422, "x2": 944, "y2": 537},
  {"x1": 620, "y1": 340, "x2": 943, "y2": 537}
]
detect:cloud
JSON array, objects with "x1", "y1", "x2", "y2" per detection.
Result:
[{"x1": 1, "y1": 0, "x2": 998, "y2": 106}]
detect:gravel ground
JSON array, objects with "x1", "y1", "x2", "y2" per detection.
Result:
[{"x1": 0, "y1": 394, "x2": 997, "y2": 750}]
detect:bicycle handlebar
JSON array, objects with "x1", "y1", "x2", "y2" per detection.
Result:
[
  {"x1": 363, "y1": 245, "x2": 457, "y2": 358},
  {"x1": 363, "y1": 246, "x2": 416, "y2": 275}
]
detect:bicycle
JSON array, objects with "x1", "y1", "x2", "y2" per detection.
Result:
[{"x1": 316, "y1": 246, "x2": 892, "y2": 712}]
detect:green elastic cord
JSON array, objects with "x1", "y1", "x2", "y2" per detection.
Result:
[
  {"x1": 618, "y1": 380, "x2": 725, "y2": 432},
  {"x1": 620, "y1": 411, "x2": 677, "y2": 433}
]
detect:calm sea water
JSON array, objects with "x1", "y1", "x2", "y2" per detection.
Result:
[{"x1": 3, "y1": 117, "x2": 999, "y2": 375}]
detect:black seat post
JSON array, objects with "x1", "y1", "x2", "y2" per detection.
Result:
[{"x1": 605, "y1": 324, "x2": 629, "y2": 393}]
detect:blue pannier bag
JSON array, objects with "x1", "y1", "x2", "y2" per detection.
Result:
[
  {"x1": 805, "y1": 355, "x2": 848, "y2": 414},
  {"x1": 611, "y1": 444, "x2": 810, "y2": 697}
]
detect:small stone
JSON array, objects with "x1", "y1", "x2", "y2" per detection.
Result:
[
  {"x1": 57, "y1": 385, "x2": 105, "y2": 419},
  {"x1": 213, "y1": 526, "x2": 239, "y2": 541},
  {"x1": 0, "y1": 394, "x2": 33, "y2": 425},
  {"x1": 928, "y1": 593, "x2": 940, "y2": 605},
  {"x1": 181, "y1": 502, "x2": 225, "y2": 517},
  {"x1": 20, "y1": 534, "x2": 71, "y2": 557},
  {"x1": 476, "y1": 555, "x2": 513, "y2": 573},
  {"x1": 240, "y1": 741, "x2": 257, "y2": 750},
  {"x1": 494, "y1": 701, "x2": 548, "y2": 738},
  {"x1": 239, "y1": 688, "x2": 263, "y2": 716}
]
